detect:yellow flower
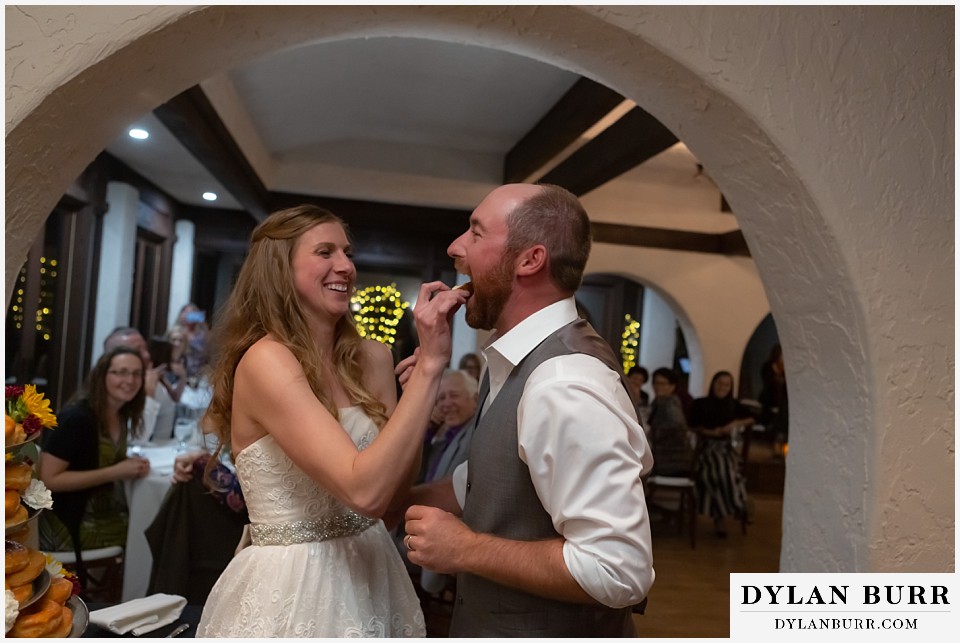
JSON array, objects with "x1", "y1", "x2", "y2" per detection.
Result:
[{"x1": 21, "y1": 385, "x2": 57, "y2": 428}]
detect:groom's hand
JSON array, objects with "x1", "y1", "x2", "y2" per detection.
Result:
[
  {"x1": 394, "y1": 348, "x2": 419, "y2": 390},
  {"x1": 404, "y1": 504, "x2": 476, "y2": 574}
]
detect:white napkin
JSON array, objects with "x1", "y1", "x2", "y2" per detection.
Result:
[{"x1": 89, "y1": 593, "x2": 186, "y2": 636}]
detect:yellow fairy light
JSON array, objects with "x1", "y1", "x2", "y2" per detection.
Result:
[
  {"x1": 620, "y1": 314, "x2": 641, "y2": 374},
  {"x1": 350, "y1": 283, "x2": 411, "y2": 346}
]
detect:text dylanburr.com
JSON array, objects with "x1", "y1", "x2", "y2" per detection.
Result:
[{"x1": 731, "y1": 573, "x2": 958, "y2": 640}]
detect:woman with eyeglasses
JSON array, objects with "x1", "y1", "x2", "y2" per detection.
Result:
[{"x1": 39, "y1": 346, "x2": 152, "y2": 552}]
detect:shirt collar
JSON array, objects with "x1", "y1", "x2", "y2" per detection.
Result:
[{"x1": 481, "y1": 297, "x2": 579, "y2": 388}]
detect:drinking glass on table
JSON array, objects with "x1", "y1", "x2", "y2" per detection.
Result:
[{"x1": 174, "y1": 417, "x2": 197, "y2": 452}]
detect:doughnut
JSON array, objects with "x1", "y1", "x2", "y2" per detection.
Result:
[
  {"x1": 10, "y1": 581, "x2": 32, "y2": 604},
  {"x1": 6, "y1": 490, "x2": 21, "y2": 518},
  {"x1": 5, "y1": 540, "x2": 29, "y2": 574},
  {"x1": 5, "y1": 462, "x2": 32, "y2": 491},
  {"x1": 453, "y1": 281, "x2": 474, "y2": 294},
  {"x1": 5, "y1": 505, "x2": 27, "y2": 529},
  {"x1": 9, "y1": 598, "x2": 62, "y2": 638},
  {"x1": 43, "y1": 577, "x2": 73, "y2": 606},
  {"x1": 5, "y1": 549, "x2": 45, "y2": 587},
  {"x1": 41, "y1": 605, "x2": 72, "y2": 638}
]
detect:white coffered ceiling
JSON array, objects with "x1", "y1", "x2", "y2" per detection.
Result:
[{"x1": 106, "y1": 36, "x2": 738, "y2": 235}]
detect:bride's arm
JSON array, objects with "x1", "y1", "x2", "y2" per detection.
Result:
[
  {"x1": 235, "y1": 284, "x2": 462, "y2": 518},
  {"x1": 360, "y1": 341, "x2": 424, "y2": 512}
]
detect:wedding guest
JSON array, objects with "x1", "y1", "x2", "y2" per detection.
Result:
[
  {"x1": 626, "y1": 365, "x2": 651, "y2": 426},
  {"x1": 759, "y1": 343, "x2": 789, "y2": 456},
  {"x1": 394, "y1": 369, "x2": 479, "y2": 596},
  {"x1": 689, "y1": 371, "x2": 754, "y2": 538},
  {"x1": 457, "y1": 352, "x2": 482, "y2": 383},
  {"x1": 196, "y1": 204, "x2": 468, "y2": 637},
  {"x1": 648, "y1": 367, "x2": 693, "y2": 476},
  {"x1": 38, "y1": 347, "x2": 151, "y2": 552},
  {"x1": 399, "y1": 183, "x2": 653, "y2": 637},
  {"x1": 103, "y1": 327, "x2": 185, "y2": 441},
  {"x1": 420, "y1": 370, "x2": 478, "y2": 485},
  {"x1": 167, "y1": 303, "x2": 210, "y2": 384}
]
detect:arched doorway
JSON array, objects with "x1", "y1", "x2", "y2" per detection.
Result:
[{"x1": 10, "y1": 6, "x2": 947, "y2": 574}]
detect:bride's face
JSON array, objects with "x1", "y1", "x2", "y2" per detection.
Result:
[{"x1": 291, "y1": 222, "x2": 356, "y2": 324}]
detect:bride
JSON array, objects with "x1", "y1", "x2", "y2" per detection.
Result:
[{"x1": 197, "y1": 205, "x2": 469, "y2": 637}]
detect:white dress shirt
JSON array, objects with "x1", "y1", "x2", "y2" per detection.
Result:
[{"x1": 452, "y1": 297, "x2": 655, "y2": 608}]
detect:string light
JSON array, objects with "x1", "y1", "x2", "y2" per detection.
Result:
[
  {"x1": 8, "y1": 258, "x2": 57, "y2": 341},
  {"x1": 620, "y1": 314, "x2": 641, "y2": 374},
  {"x1": 350, "y1": 283, "x2": 410, "y2": 346}
]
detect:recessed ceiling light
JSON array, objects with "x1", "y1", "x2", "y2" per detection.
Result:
[
  {"x1": 128, "y1": 128, "x2": 149, "y2": 140},
  {"x1": 202, "y1": 192, "x2": 218, "y2": 201}
]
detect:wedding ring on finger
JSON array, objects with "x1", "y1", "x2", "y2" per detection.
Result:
[{"x1": 405, "y1": 534, "x2": 413, "y2": 550}]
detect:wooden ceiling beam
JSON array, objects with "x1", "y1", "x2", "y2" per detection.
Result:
[
  {"x1": 591, "y1": 221, "x2": 750, "y2": 257},
  {"x1": 539, "y1": 105, "x2": 678, "y2": 196},
  {"x1": 268, "y1": 192, "x2": 471, "y2": 237},
  {"x1": 153, "y1": 86, "x2": 270, "y2": 221},
  {"x1": 504, "y1": 78, "x2": 624, "y2": 183},
  {"x1": 152, "y1": 85, "x2": 746, "y2": 257},
  {"x1": 718, "y1": 230, "x2": 751, "y2": 256}
]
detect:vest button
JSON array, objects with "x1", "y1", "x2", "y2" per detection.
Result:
[
  {"x1": 457, "y1": 596, "x2": 464, "y2": 605},
  {"x1": 466, "y1": 482, "x2": 472, "y2": 492}
]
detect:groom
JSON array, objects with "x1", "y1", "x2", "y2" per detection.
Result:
[{"x1": 400, "y1": 183, "x2": 654, "y2": 637}]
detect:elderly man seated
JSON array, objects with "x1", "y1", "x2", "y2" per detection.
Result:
[{"x1": 390, "y1": 369, "x2": 478, "y2": 594}]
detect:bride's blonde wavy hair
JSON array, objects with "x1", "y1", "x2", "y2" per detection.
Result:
[{"x1": 204, "y1": 205, "x2": 388, "y2": 457}]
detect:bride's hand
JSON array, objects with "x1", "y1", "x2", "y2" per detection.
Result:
[{"x1": 411, "y1": 281, "x2": 469, "y2": 376}]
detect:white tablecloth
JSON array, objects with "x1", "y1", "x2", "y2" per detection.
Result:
[{"x1": 122, "y1": 443, "x2": 179, "y2": 602}]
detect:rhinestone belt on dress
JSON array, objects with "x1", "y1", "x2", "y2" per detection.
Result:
[{"x1": 249, "y1": 512, "x2": 377, "y2": 546}]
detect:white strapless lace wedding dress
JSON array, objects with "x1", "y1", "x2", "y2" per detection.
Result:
[{"x1": 198, "y1": 407, "x2": 425, "y2": 637}]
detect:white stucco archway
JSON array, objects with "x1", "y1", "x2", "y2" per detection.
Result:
[{"x1": 7, "y1": 6, "x2": 953, "y2": 572}]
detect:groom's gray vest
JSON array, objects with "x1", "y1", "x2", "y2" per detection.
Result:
[{"x1": 449, "y1": 318, "x2": 637, "y2": 637}]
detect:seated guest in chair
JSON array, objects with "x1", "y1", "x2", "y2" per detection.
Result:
[
  {"x1": 626, "y1": 365, "x2": 651, "y2": 426},
  {"x1": 420, "y1": 370, "x2": 478, "y2": 488},
  {"x1": 689, "y1": 371, "x2": 754, "y2": 538},
  {"x1": 647, "y1": 367, "x2": 693, "y2": 477},
  {"x1": 103, "y1": 327, "x2": 185, "y2": 442},
  {"x1": 391, "y1": 369, "x2": 478, "y2": 594},
  {"x1": 38, "y1": 347, "x2": 152, "y2": 553},
  {"x1": 145, "y1": 450, "x2": 248, "y2": 604}
]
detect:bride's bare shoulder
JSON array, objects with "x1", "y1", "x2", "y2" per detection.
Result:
[{"x1": 237, "y1": 336, "x2": 300, "y2": 375}]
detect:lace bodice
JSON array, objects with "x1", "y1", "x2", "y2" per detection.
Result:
[{"x1": 234, "y1": 407, "x2": 377, "y2": 525}]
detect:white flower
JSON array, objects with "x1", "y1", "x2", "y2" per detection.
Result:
[
  {"x1": 43, "y1": 553, "x2": 63, "y2": 577},
  {"x1": 22, "y1": 478, "x2": 53, "y2": 510},
  {"x1": 5, "y1": 589, "x2": 18, "y2": 633}
]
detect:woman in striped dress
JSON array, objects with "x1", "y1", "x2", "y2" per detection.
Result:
[{"x1": 689, "y1": 371, "x2": 754, "y2": 538}]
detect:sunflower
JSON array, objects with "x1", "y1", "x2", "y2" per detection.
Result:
[{"x1": 20, "y1": 385, "x2": 57, "y2": 428}]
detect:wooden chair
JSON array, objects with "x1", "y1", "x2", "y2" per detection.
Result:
[
  {"x1": 45, "y1": 546, "x2": 125, "y2": 603},
  {"x1": 644, "y1": 433, "x2": 699, "y2": 548},
  {"x1": 145, "y1": 476, "x2": 248, "y2": 605},
  {"x1": 645, "y1": 472, "x2": 698, "y2": 549}
]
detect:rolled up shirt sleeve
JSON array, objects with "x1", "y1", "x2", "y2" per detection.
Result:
[{"x1": 517, "y1": 354, "x2": 655, "y2": 608}]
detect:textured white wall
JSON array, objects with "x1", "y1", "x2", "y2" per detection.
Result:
[
  {"x1": 5, "y1": 5, "x2": 953, "y2": 573},
  {"x1": 588, "y1": 246, "x2": 770, "y2": 400},
  {"x1": 597, "y1": 5, "x2": 953, "y2": 572}
]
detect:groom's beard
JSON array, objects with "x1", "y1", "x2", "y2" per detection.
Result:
[{"x1": 464, "y1": 260, "x2": 514, "y2": 331}]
